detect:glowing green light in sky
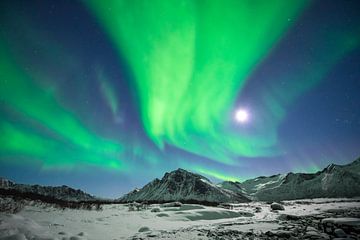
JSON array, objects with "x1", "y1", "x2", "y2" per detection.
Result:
[
  {"x1": 1, "y1": 0, "x2": 360, "y2": 194},
  {"x1": 0, "y1": 41, "x2": 125, "y2": 170},
  {"x1": 0, "y1": 121, "x2": 50, "y2": 157},
  {"x1": 0, "y1": 121, "x2": 124, "y2": 170},
  {"x1": 293, "y1": 163, "x2": 321, "y2": 174},
  {"x1": 196, "y1": 168, "x2": 241, "y2": 182},
  {"x1": 87, "y1": 0, "x2": 308, "y2": 164},
  {"x1": 98, "y1": 69, "x2": 119, "y2": 116},
  {"x1": 184, "y1": 164, "x2": 241, "y2": 182}
]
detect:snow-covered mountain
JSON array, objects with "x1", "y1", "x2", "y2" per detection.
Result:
[
  {"x1": 2, "y1": 158, "x2": 359, "y2": 204},
  {"x1": 0, "y1": 177, "x2": 95, "y2": 202},
  {"x1": 119, "y1": 168, "x2": 250, "y2": 204},
  {"x1": 217, "y1": 181, "x2": 245, "y2": 195},
  {"x1": 0, "y1": 177, "x2": 14, "y2": 188},
  {"x1": 238, "y1": 158, "x2": 360, "y2": 201}
]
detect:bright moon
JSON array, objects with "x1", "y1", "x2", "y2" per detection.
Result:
[{"x1": 235, "y1": 109, "x2": 249, "y2": 123}]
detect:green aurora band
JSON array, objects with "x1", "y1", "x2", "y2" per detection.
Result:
[
  {"x1": 0, "y1": 41, "x2": 125, "y2": 170},
  {"x1": 98, "y1": 69, "x2": 119, "y2": 117},
  {"x1": 87, "y1": 0, "x2": 309, "y2": 164},
  {"x1": 187, "y1": 164, "x2": 241, "y2": 182},
  {"x1": 1, "y1": 1, "x2": 359, "y2": 183}
]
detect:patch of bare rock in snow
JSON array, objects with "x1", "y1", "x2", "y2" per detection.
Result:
[{"x1": 1, "y1": 198, "x2": 360, "y2": 240}]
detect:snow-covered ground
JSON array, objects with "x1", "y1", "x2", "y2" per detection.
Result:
[{"x1": 0, "y1": 198, "x2": 359, "y2": 240}]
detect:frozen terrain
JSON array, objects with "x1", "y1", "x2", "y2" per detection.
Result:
[
  {"x1": 1, "y1": 198, "x2": 359, "y2": 240},
  {"x1": 1, "y1": 159, "x2": 359, "y2": 239}
]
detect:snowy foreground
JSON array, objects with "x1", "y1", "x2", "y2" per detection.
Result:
[{"x1": 0, "y1": 198, "x2": 359, "y2": 240}]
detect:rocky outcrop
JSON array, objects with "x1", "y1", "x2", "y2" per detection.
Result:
[
  {"x1": 237, "y1": 158, "x2": 360, "y2": 201},
  {"x1": 119, "y1": 168, "x2": 250, "y2": 204}
]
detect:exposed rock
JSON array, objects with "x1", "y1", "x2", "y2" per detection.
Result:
[
  {"x1": 162, "y1": 202, "x2": 182, "y2": 207},
  {"x1": 239, "y1": 158, "x2": 360, "y2": 201},
  {"x1": 307, "y1": 226, "x2": 319, "y2": 232},
  {"x1": 217, "y1": 181, "x2": 244, "y2": 195},
  {"x1": 150, "y1": 207, "x2": 160, "y2": 212},
  {"x1": 279, "y1": 214, "x2": 301, "y2": 221},
  {"x1": 254, "y1": 206, "x2": 262, "y2": 213},
  {"x1": 304, "y1": 230, "x2": 323, "y2": 238},
  {"x1": 322, "y1": 217, "x2": 360, "y2": 235},
  {"x1": 274, "y1": 230, "x2": 292, "y2": 238},
  {"x1": 69, "y1": 236, "x2": 82, "y2": 240},
  {"x1": 156, "y1": 213, "x2": 169, "y2": 217},
  {"x1": 138, "y1": 226, "x2": 151, "y2": 232},
  {"x1": 271, "y1": 202, "x2": 285, "y2": 211},
  {"x1": 334, "y1": 228, "x2": 347, "y2": 237},
  {"x1": 119, "y1": 169, "x2": 250, "y2": 204}
]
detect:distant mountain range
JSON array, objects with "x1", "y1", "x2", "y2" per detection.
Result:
[
  {"x1": 1, "y1": 158, "x2": 359, "y2": 203},
  {"x1": 0, "y1": 178, "x2": 95, "y2": 202},
  {"x1": 120, "y1": 158, "x2": 360, "y2": 203},
  {"x1": 240, "y1": 157, "x2": 360, "y2": 201}
]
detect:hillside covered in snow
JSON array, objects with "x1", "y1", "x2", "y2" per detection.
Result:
[
  {"x1": 119, "y1": 168, "x2": 250, "y2": 204},
  {"x1": 239, "y1": 158, "x2": 360, "y2": 201},
  {"x1": 1, "y1": 158, "x2": 359, "y2": 204},
  {"x1": 120, "y1": 158, "x2": 360, "y2": 203}
]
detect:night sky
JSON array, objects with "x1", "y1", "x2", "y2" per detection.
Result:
[{"x1": 0, "y1": 0, "x2": 359, "y2": 198}]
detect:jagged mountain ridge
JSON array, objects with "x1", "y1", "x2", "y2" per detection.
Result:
[
  {"x1": 1, "y1": 158, "x2": 359, "y2": 203},
  {"x1": 0, "y1": 177, "x2": 95, "y2": 202},
  {"x1": 238, "y1": 158, "x2": 360, "y2": 201},
  {"x1": 119, "y1": 168, "x2": 250, "y2": 203},
  {"x1": 217, "y1": 181, "x2": 245, "y2": 195},
  {"x1": 121, "y1": 158, "x2": 360, "y2": 203}
]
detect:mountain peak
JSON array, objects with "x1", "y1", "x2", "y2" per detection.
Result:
[
  {"x1": 239, "y1": 158, "x2": 360, "y2": 201},
  {"x1": 167, "y1": 168, "x2": 196, "y2": 175},
  {"x1": 325, "y1": 163, "x2": 337, "y2": 172},
  {"x1": 0, "y1": 177, "x2": 14, "y2": 188},
  {"x1": 120, "y1": 169, "x2": 249, "y2": 204},
  {"x1": 163, "y1": 168, "x2": 210, "y2": 182},
  {"x1": 165, "y1": 168, "x2": 189, "y2": 176},
  {"x1": 350, "y1": 157, "x2": 360, "y2": 165}
]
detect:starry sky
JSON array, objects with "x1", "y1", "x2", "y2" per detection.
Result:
[{"x1": 0, "y1": 0, "x2": 359, "y2": 198}]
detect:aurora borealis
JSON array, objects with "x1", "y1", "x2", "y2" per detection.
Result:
[{"x1": 0, "y1": 0, "x2": 359, "y2": 197}]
